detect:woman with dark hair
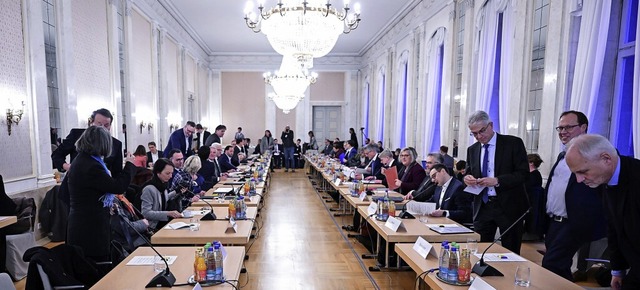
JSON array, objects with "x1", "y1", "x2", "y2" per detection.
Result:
[
  {"x1": 308, "y1": 131, "x2": 318, "y2": 150},
  {"x1": 331, "y1": 141, "x2": 345, "y2": 160},
  {"x1": 394, "y1": 147, "x2": 427, "y2": 195},
  {"x1": 132, "y1": 145, "x2": 147, "y2": 167},
  {"x1": 349, "y1": 128, "x2": 359, "y2": 149},
  {"x1": 260, "y1": 130, "x2": 274, "y2": 154},
  {"x1": 140, "y1": 158, "x2": 182, "y2": 231},
  {"x1": 66, "y1": 126, "x2": 136, "y2": 263}
]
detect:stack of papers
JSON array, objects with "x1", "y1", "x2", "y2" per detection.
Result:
[
  {"x1": 427, "y1": 224, "x2": 474, "y2": 234},
  {"x1": 126, "y1": 256, "x2": 177, "y2": 266},
  {"x1": 165, "y1": 222, "x2": 194, "y2": 230},
  {"x1": 473, "y1": 253, "x2": 527, "y2": 262}
]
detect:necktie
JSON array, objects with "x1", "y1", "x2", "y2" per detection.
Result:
[
  {"x1": 557, "y1": 151, "x2": 566, "y2": 162},
  {"x1": 482, "y1": 143, "x2": 490, "y2": 203},
  {"x1": 214, "y1": 159, "x2": 221, "y2": 177}
]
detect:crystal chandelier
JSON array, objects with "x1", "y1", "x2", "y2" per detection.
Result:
[
  {"x1": 244, "y1": 0, "x2": 361, "y2": 65},
  {"x1": 264, "y1": 56, "x2": 318, "y2": 114}
]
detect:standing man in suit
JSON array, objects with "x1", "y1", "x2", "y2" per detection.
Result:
[
  {"x1": 463, "y1": 110, "x2": 529, "y2": 254},
  {"x1": 205, "y1": 125, "x2": 226, "y2": 146},
  {"x1": 427, "y1": 164, "x2": 473, "y2": 224},
  {"x1": 146, "y1": 141, "x2": 163, "y2": 167},
  {"x1": 541, "y1": 111, "x2": 606, "y2": 281},
  {"x1": 565, "y1": 134, "x2": 640, "y2": 290},
  {"x1": 403, "y1": 152, "x2": 443, "y2": 202},
  {"x1": 52, "y1": 108, "x2": 123, "y2": 176},
  {"x1": 440, "y1": 145, "x2": 455, "y2": 174},
  {"x1": 281, "y1": 125, "x2": 296, "y2": 172},
  {"x1": 163, "y1": 121, "x2": 196, "y2": 158},
  {"x1": 192, "y1": 124, "x2": 210, "y2": 151}
]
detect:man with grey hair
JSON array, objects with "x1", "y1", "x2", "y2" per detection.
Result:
[
  {"x1": 565, "y1": 134, "x2": 640, "y2": 290},
  {"x1": 359, "y1": 143, "x2": 381, "y2": 178},
  {"x1": 403, "y1": 152, "x2": 443, "y2": 202},
  {"x1": 463, "y1": 110, "x2": 529, "y2": 254}
]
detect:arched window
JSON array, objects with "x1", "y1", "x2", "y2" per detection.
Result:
[
  {"x1": 376, "y1": 67, "x2": 386, "y2": 142},
  {"x1": 423, "y1": 27, "x2": 446, "y2": 156},
  {"x1": 395, "y1": 51, "x2": 410, "y2": 148},
  {"x1": 362, "y1": 81, "x2": 370, "y2": 139}
]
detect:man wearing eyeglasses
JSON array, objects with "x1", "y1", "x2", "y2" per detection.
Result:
[
  {"x1": 164, "y1": 121, "x2": 196, "y2": 158},
  {"x1": 541, "y1": 111, "x2": 606, "y2": 281},
  {"x1": 463, "y1": 110, "x2": 529, "y2": 254}
]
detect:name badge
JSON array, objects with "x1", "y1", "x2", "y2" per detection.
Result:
[
  {"x1": 225, "y1": 218, "x2": 238, "y2": 233},
  {"x1": 385, "y1": 216, "x2": 402, "y2": 232},
  {"x1": 359, "y1": 191, "x2": 367, "y2": 201},
  {"x1": 367, "y1": 202, "x2": 377, "y2": 216},
  {"x1": 335, "y1": 179, "x2": 341, "y2": 186},
  {"x1": 412, "y1": 236, "x2": 437, "y2": 259}
]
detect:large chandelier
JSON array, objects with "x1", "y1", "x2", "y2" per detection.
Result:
[
  {"x1": 244, "y1": 0, "x2": 361, "y2": 66},
  {"x1": 264, "y1": 56, "x2": 318, "y2": 114}
]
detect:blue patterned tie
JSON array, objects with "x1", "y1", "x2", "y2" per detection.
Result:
[{"x1": 481, "y1": 143, "x2": 490, "y2": 203}]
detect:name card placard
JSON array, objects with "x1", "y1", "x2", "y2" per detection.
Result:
[
  {"x1": 384, "y1": 216, "x2": 402, "y2": 232},
  {"x1": 359, "y1": 191, "x2": 367, "y2": 201},
  {"x1": 367, "y1": 202, "x2": 377, "y2": 216},
  {"x1": 412, "y1": 236, "x2": 437, "y2": 259},
  {"x1": 335, "y1": 179, "x2": 342, "y2": 186},
  {"x1": 225, "y1": 218, "x2": 237, "y2": 233},
  {"x1": 469, "y1": 276, "x2": 496, "y2": 290}
]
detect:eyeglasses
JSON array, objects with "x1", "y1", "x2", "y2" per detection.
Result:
[
  {"x1": 555, "y1": 124, "x2": 581, "y2": 132},
  {"x1": 399, "y1": 154, "x2": 410, "y2": 157},
  {"x1": 469, "y1": 123, "x2": 491, "y2": 137}
]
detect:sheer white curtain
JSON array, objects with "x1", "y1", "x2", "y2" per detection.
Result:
[
  {"x1": 395, "y1": 51, "x2": 410, "y2": 148},
  {"x1": 634, "y1": 9, "x2": 640, "y2": 156},
  {"x1": 376, "y1": 68, "x2": 386, "y2": 143},
  {"x1": 473, "y1": 0, "x2": 514, "y2": 133},
  {"x1": 362, "y1": 81, "x2": 370, "y2": 139},
  {"x1": 568, "y1": 0, "x2": 612, "y2": 122},
  {"x1": 422, "y1": 27, "x2": 446, "y2": 158}
]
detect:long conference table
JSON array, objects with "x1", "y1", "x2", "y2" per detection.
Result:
[
  {"x1": 90, "y1": 246, "x2": 245, "y2": 290},
  {"x1": 395, "y1": 243, "x2": 583, "y2": 289}
]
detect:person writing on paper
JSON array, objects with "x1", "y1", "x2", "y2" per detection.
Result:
[
  {"x1": 564, "y1": 134, "x2": 640, "y2": 290},
  {"x1": 393, "y1": 147, "x2": 427, "y2": 195},
  {"x1": 426, "y1": 164, "x2": 472, "y2": 224},
  {"x1": 403, "y1": 152, "x2": 443, "y2": 201},
  {"x1": 141, "y1": 158, "x2": 182, "y2": 231}
]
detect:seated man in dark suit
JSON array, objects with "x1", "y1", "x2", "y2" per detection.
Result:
[
  {"x1": 218, "y1": 145, "x2": 237, "y2": 173},
  {"x1": 359, "y1": 143, "x2": 382, "y2": 179},
  {"x1": 146, "y1": 141, "x2": 163, "y2": 167},
  {"x1": 426, "y1": 164, "x2": 472, "y2": 224},
  {"x1": 403, "y1": 152, "x2": 444, "y2": 202},
  {"x1": 231, "y1": 138, "x2": 246, "y2": 166},
  {"x1": 342, "y1": 140, "x2": 360, "y2": 167},
  {"x1": 321, "y1": 139, "x2": 333, "y2": 155},
  {"x1": 271, "y1": 139, "x2": 284, "y2": 169}
]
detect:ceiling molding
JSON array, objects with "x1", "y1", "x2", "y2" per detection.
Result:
[
  {"x1": 158, "y1": 0, "x2": 213, "y2": 55},
  {"x1": 358, "y1": 0, "x2": 423, "y2": 56},
  {"x1": 209, "y1": 54, "x2": 363, "y2": 72}
]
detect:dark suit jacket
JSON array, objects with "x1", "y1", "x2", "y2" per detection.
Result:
[
  {"x1": 466, "y1": 133, "x2": 529, "y2": 221},
  {"x1": 343, "y1": 148, "x2": 359, "y2": 167},
  {"x1": 52, "y1": 128, "x2": 123, "y2": 177},
  {"x1": 412, "y1": 177, "x2": 437, "y2": 202},
  {"x1": 364, "y1": 155, "x2": 382, "y2": 178},
  {"x1": 542, "y1": 152, "x2": 606, "y2": 241},
  {"x1": 231, "y1": 145, "x2": 245, "y2": 166},
  {"x1": 602, "y1": 155, "x2": 640, "y2": 274},
  {"x1": 197, "y1": 159, "x2": 219, "y2": 191},
  {"x1": 163, "y1": 129, "x2": 193, "y2": 158},
  {"x1": 192, "y1": 131, "x2": 210, "y2": 149},
  {"x1": 443, "y1": 153, "x2": 454, "y2": 172},
  {"x1": 281, "y1": 130, "x2": 295, "y2": 148},
  {"x1": 66, "y1": 152, "x2": 135, "y2": 259},
  {"x1": 204, "y1": 134, "x2": 221, "y2": 147},
  {"x1": 398, "y1": 163, "x2": 427, "y2": 195},
  {"x1": 427, "y1": 178, "x2": 472, "y2": 224},
  {"x1": 145, "y1": 151, "x2": 163, "y2": 166},
  {"x1": 217, "y1": 154, "x2": 236, "y2": 173}
]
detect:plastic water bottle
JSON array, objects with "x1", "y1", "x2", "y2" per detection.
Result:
[
  {"x1": 448, "y1": 245, "x2": 459, "y2": 283},
  {"x1": 205, "y1": 246, "x2": 215, "y2": 281},
  {"x1": 439, "y1": 242, "x2": 450, "y2": 279},
  {"x1": 213, "y1": 244, "x2": 224, "y2": 281}
]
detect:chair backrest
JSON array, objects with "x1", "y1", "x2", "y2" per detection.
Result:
[{"x1": 5, "y1": 197, "x2": 36, "y2": 235}]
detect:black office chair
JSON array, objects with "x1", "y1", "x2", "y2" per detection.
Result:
[{"x1": 23, "y1": 245, "x2": 101, "y2": 290}]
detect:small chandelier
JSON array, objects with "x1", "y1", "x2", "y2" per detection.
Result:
[
  {"x1": 264, "y1": 57, "x2": 318, "y2": 114},
  {"x1": 268, "y1": 93, "x2": 303, "y2": 114},
  {"x1": 244, "y1": 0, "x2": 361, "y2": 63}
]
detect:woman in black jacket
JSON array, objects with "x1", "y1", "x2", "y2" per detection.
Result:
[{"x1": 66, "y1": 126, "x2": 135, "y2": 264}]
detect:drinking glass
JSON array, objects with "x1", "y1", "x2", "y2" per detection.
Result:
[
  {"x1": 466, "y1": 238, "x2": 478, "y2": 254},
  {"x1": 515, "y1": 266, "x2": 531, "y2": 287},
  {"x1": 418, "y1": 214, "x2": 429, "y2": 224},
  {"x1": 154, "y1": 256, "x2": 167, "y2": 273}
]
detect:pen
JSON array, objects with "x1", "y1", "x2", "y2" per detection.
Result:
[{"x1": 497, "y1": 254, "x2": 508, "y2": 259}]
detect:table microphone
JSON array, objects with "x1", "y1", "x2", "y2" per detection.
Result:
[
  {"x1": 472, "y1": 208, "x2": 531, "y2": 277},
  {"x1": 198, "y1": 197, "x2": 217, "y2": 221},
  {"x1": 397, "y1": 200, "x2": 415, "y2": 219},
  {"x1": 115, "y1": 206, "x2": 175, "y2": 287}
]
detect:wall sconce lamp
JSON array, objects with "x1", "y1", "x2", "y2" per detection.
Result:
[
  {"x1": 147, "y1": 122, "x2": 154, "y2": 133},
  {"x1": 6, "y1": 102, "x2": 25, "y2": 135},
  {"x1": 169, "y1": 123, "x2": 179, "y2": 132},
  {"x1": 139, "y1": 121, "x2": 147, "y2": 134}
]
